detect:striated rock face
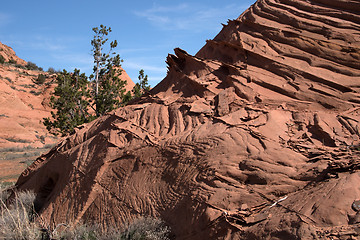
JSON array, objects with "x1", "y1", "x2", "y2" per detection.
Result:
[
  {"x1": 0, "y1": 41, "x2": 135, "y2": 182},
  {"x1": 0, "y1": 42, "x2": 27, "y2": 66},
  {"x1": 15, "y1": 0, "x2": 360, "y2": 239},
  {"x1": 0, "y1": 42, "x2": 135, "y2": 149},
  {"x1": 120, "y1": 67, "x2": 136, "y2": 93},
  {"x1": 0, "y1": 41, "x2": 60, "y2": 183},
  {"x1": 0, "y1": 42, "x2": 58, "y2": 149}
]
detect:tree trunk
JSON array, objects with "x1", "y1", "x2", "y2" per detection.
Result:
[
  {"x1": 95, "y1": 58, "x2": 99, "y2": 98},
  {"x1": 95, "y1": 47, "x2": 101, "y2": 116}
]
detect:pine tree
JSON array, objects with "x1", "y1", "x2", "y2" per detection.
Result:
[
  {"x1": 43, "y1": 25, "x2": 136, "y2": 136},
  {"x1": 122, "y1": 90, "x2": 133, "y2": 105},
  {"x1": 43, "y1": 69, "x2": 93, "y2": 136},
  {"x1": 90, "y1": 25, "x2": 127, "y2": 116},
  {"x1": 132, "y1": 69, "x2": 150, "y2": 98}
]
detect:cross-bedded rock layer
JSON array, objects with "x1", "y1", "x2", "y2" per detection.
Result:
[{"x1": 14, "y1": 0, "x2": 360, "y2": 239}]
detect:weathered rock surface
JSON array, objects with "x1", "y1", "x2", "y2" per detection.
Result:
[
  {"x1": 0, "y1": 42, "x2": 135, "y2": 183},
  {"x1": 14, "y1": 0, "x2": 360, "y2": 239},
  {"x1": 0, "y1": 42, "x2": 60, "y2": 183},
  {"x1": 0, "y1": 42, "x2": 57, "y2": 149},
  {"x1": 0, "y1": 42, "x2": 27, "y2": 66},
  {"x1": 120, "y1": 67, "x2": 135, "y2": 93}
]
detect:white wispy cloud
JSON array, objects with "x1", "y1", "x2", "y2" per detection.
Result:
[
  {"x1": 51, "y1": 52, "x2": 92, "y2": 65},
  {"x1": 4, "y1": 35, "x2": 75, "y2": 52},
  {"x1": 1, "y1": 34, "x2": 93, "y2": 73},
  {"x1": 134, "y1": 3, "x2": 248, "y2": 32},
  {"x1": 146, "y1": 3, "x2": 189, "y2": 13},
  {"x1": 134, "y1": 4, "x2": 189, "y2": 28},
  {"x1": 0, "y1": 13, "x2": 12, "y2": 27},
  {"x1": 123, "y1": 60, "x2": 166, "y2": 73},
  {"x1": 118, "y1": 47, "x2": 158, "y2": 54},
  {"x1": 148, "y1": 76, "x2": 164, "y2": 82},
  {"x1": 30, "y1": 40, "x2": 66, "y2": 52},
  {"x1": 122, "y1": 58, "x2": 168, "y2": 86}
]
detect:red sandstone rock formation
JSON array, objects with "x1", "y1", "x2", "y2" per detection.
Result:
[
  {"x1": 120, "y1": 67, "x2": 135, "y2": 93},
  {"x1": 0, "y1": 42, "x2": 27, "y2": 66},
  {"x1": 0, "y1": 42, "x2": 134, "y2": 183},
  {"x1": 0, "y1": 42, "x2": 135, "y2": 149},
  {"x1": 14, "y1": 0, "x2": 360, "y2": 239},
  {"x1": 0, "y1": 42, "x2": 57, "y2": 149}
]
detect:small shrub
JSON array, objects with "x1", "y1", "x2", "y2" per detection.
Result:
[
  {"x1": 20, "y1": 84, "x2": 35, "y2": 88},
  {"x1": 350, "y1": 144, "x2": 360, "y2": 151},
  {"x1": 4, "y1": 152, "x2": 24, "y2": 160},
  {"x1": 42, "y1": 143, "x2": 56, "y2": 149},
  {"x1": 0, "y1": 145, "x2": 33, "y2": 153},
  {"x1": 0, "y1": 55, "x2": 5, "y2": 64},
  {"x1": 118, "y1": 217, "x2": 171, "y2": 240},
  {"x1": 8, "y1": 58, "x2": 17, "y2": 64},
  {"x1": 20, "y1": 159, "x2": 34, "y2": 167},
  {"x1": 47, "y1": 67, "x2": 56, "y2": 74},
  {"x1": 15, "y1": 64, "x2": 25, "y2": 69},
  {"x1": 35, "y1": 74, "x2": 46, "y2": 84},
  {"x1": 5, "y1": 77, "x2": 12, "y2": 83},
  {"x1": 5, "y1": 151, "x2": 40, "y2": 161},
  {"x1": 5, "y1": 137, "x2": 31, "y2": 143},
  {"x1": 20, "y1": 71, "x2": 31, "y2": 76},
  {"x1": 35, "y1": 135, "x2": 46, "y2": 144},
  {"x1": 51, "y1": 224, "x2": 100, "y2": 240},
  {"x1": 30, "y1": 90, "x2": 42, "y2": 96},
  {"x1": 26, "y1": 61, "x2": 41, "y2": 71}
]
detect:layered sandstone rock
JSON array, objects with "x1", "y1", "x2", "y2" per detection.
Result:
[
  {"x1": 0, "y1": 42, "x2": 27, "y2": 66},
  {"x1": 0, "y1": 42, "x2": 134, "y2": 183},
  {"x1": 0, "y1": 42, "x2": 57, "y2": 149},
  {"x1": 0, "y1": 42, "x2": 60, "y2": 183},
  {"x1": 120, "y1": 67, "x2": 135, "y2": 93},
  {"x1": 14, "y1": 0, "x2": 360, "y2": 239},
  {"x1": 0, "y1": 42, "x2": 135, "y2": 149}
]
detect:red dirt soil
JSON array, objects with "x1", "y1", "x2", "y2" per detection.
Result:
[{"x1": 13, "y1": 0, "x2": 360, "y2": 239}]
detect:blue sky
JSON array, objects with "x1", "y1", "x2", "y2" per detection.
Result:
[{"x1": 0, "y1": 0, "x2": 255, "y2": 86}]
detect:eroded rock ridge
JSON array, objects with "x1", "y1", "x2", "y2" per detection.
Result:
[{"x1": 15, "y1": 0, "x2": 360, "y2": 239}]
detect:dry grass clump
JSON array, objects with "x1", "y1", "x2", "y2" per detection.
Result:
[
  {"x1": 0, "y1": 185, "x2": 41, "y2": 239},
  {"x1": 0, "y1": 184, "x2": 171, "y2": 240},
  {"x1": 118, "y1": 217, "x2": 171, "y2": 240},
  {"x1": 48, "y1": 217, "x2": 171, "y2": 240},
  {"x1": 46, "y1": 224, "x2": 99, "y2": 240}
]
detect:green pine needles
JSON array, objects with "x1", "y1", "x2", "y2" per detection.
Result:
[
  {"x1": 132, "y1": 69, "x2": 150, "y2": 99},
  {"x1": 90, "y1": 25, "x2": 127, "y2": 117},
  {"x1": 43, "y1": 69, "x2": 95, "y2": 136},
  {"x1": 43, "y1": 25, "x2": 150, "y2": 137}
]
